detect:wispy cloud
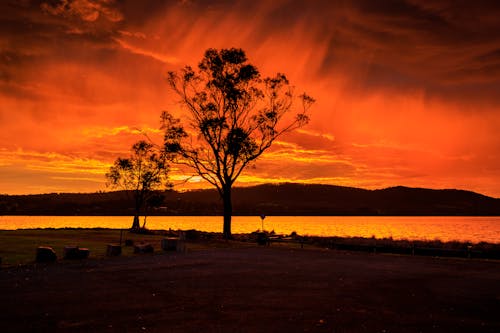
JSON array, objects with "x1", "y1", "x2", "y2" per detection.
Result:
[
  {"x1": 41, "y1": 0, "x2": 123, "y2": 23},
  {"x1": 1, "y1": 0, "x2": 500, "y2": 196},
  {"x1": 82, "y1": 125, "x2": 161, "y2": 138},
  {"x1": 114, "y1": 38, "x2": 179, "y2": 65}
]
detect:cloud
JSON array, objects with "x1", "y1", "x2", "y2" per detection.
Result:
[
  {"x1": 114, "y1": 37, "x2": 179, "y2": 64},
  {"x1": 1, "y1": 0, "x2": 500, "y2": 196},
  {"x1": 41, "y1": 0, "x2": 123, "y2": 23},
  {"x1": 82, "y1": 125, "x2": 161, "y2": 138},
  {"x1": 0, "y1": 147, "x2": 111, "y2": 193}
]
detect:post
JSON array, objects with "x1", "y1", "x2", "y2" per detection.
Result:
[{"x1": 119, "y1": 229, "x2": 123, "y2": 246}]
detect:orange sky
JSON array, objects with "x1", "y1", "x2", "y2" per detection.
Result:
[{"x1": 1, "y1": 0, "x2": 500, "y2": 197}]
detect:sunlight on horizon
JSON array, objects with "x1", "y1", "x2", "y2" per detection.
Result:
[{"x1": 1, "y1": 1, "x2": 500, "y2": 197}]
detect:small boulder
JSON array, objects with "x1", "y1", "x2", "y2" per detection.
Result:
[
  {"x1": 64, "y1": 246, "x2": 80, "y2": 259},
  {"x1": 78, "y1": 248, "x2": 90, "y2": 259},
  {"x1": 134, "y1": 243, "x2": 154, "y2": 254},
  {"x1": 36, "y1": 246, "x2": 57, "y2": 263},
  {"x1": 106, "y1": 244, "x2": 122, "y2": 256},
  {"x1": 64, "y1": 246, "x2": 90, "y2": 259},
  {"x1": 161, "y1": 238, "x2": 178, "y2": 251}
]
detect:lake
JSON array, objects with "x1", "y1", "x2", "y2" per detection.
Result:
[{"x1": 0, "y1": 216, "x2": 499, "y2": 243}]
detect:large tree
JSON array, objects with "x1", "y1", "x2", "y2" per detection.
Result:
[
  {"x1": 162, "y1": 48, "x2": 314, "y2": 238},
  {"x1": 106, "y1": 140, "x2": 170, "y2": 230}
]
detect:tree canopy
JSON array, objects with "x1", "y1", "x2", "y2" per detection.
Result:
[
  {"x1": 162, "y1": 48, "x2": 314, "y2": 238},
  {"x1": 106, "y1": 140, "x2": 170, "y2": 229}
]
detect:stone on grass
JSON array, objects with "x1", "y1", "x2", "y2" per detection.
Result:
[
  {"x1": 63, "y1": 246, "x2": 80, "y2": 259},
  {"x1": 134, "y1": 243, "x2": 154, "y2": 254},
  {"x1": 162, "y1": 237, "x2": 186, "y2": 252},
  {"x1": 36, "y1": 246, "x2": 57, "y2": 263},
  {"x1": 106, "y1": 244, "x2": 122, "y2": 256},
  {"x1": 64, "y1": 246, "x2": 90, "y2": 259},
  {"x1": 161, "y1": 238, "x2": 178, "y2": 251},
  {"x1": 78, "y1": 248, "x2": 90, "y2": 259}
]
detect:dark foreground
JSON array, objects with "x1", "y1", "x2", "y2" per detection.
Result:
[{"x1": 1, "y1": 247, "x2": 499, "y2": 333}]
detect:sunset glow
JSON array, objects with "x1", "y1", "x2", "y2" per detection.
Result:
[{"x1": 1, "y1": 1, "x2": 500, "y2": 196}]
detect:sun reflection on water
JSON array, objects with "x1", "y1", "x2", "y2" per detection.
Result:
[{"x1": 1, "y1": 216, "x2": 499, "y2": 243}]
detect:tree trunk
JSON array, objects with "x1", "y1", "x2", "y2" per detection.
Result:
[
  {"x1": 131, "y1": 215, "x2": 140, "y2": 229},
  {"x1": 132, "y1": 190, "x2": 142, "y2": 230},
  {"x1": 222, "y1": 187, "x2": 232, "y2": 239}
]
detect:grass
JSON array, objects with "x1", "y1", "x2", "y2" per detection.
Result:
[
  {"x1": 1, "y1": 228, "x2": 499, "y2": 267},
  {"x1": 0, "y1": 228, "x2": 256, "y2": 267},
  {"x1": 0, "y1": 229, "x2": 164, "y2": 266}
]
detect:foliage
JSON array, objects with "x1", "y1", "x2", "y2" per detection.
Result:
[
  {"x1": 162, "y1": 48, "x2": 314, "y2": 238},
  {"x1": 106, "y1": 140, "x2": 170, "y2": 229}
]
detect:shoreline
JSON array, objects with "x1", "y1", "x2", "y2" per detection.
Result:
[
  {"x1": 1, "y1": 228, "x2": 499, "y2": 268},
  {"x1": 3, "y1": 226, "x2": 500, "y2": 244},
  {"x1": 2, "y1": 215, "x2": 499, "y2": 244}
]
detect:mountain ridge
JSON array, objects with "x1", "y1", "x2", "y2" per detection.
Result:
[{"x1": 1, "y1": 183, "x2": 499, "y2": 216}]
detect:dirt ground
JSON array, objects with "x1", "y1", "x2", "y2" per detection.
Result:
[{"x1": 1, "y1": 246, "x2": 499, "y2": 333}]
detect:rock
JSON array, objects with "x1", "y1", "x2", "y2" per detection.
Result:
[
  {"x1": 64, "y1": 246, "x2": 90, "y2": 259},
  {"x1": 36, "y1": 246, "x2": 57, "y2": 263},
  {"x1": 63, "y1": 246, "x2": 80, "y2": 259},
  {"x1": 78, "y1": 248, "x2": 90, "y2": 259},
  {"x1": 161, "y1": 238, "x2": 186, "y2": 252},
  {"x1": 106, "y1": 244, "x2": 122, "y2": 256},
  {"x1": 134, "y1": 243, "x2": 154, "y2": 254},
  {"x1": 161, "y1": 238, "x2": 178, "y2": 251}
]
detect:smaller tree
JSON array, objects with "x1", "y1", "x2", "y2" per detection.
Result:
[{"x1": 106, "y1": 140, "x2": 170, "y2": 230}]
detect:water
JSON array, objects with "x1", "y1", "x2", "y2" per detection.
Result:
[{"x1": 0, "y1": 216, "x2": 499, "y2": 243}]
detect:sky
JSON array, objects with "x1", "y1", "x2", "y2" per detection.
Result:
[{"x1": 1, "y1": 0, "x2": 500, "y2": 197}]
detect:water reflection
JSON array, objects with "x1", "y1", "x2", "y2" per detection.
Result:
[{"x1": 0, "y1": 216, "x2": 499, "y2": 243}]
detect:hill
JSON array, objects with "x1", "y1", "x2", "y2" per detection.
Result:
[{"x1": 1, "y1": 183, "x2": 499, "y2": 216}]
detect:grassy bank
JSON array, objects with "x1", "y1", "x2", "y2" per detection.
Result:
[
  {"x1": 0, "y1": 229, "x2": 156, "y2": 266},
  {"x1": 1, "y1": 228, "x2": 499, "y2": 267},
  {"x1": 0, "y1": 228, "x2": 259, "y2": 267}
]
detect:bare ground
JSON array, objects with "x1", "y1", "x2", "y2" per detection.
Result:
[{"x1": 1, "y1": 246, "x2": 499, "y2": 333}]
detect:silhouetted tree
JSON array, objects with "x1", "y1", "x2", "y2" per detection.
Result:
[
  {"x1": 142, "y1": 192, "x2": 165, "y2": 228},
  {"x1": 162, "y1": 48, "x2": 314, "y2": 238},
  {"x1": 106, "y1": 140, "x2": 170, "y2": 230}
]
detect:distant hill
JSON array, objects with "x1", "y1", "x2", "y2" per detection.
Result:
[{"x1": 1, "y1": 183, "x2": 499, "y2": 216}]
